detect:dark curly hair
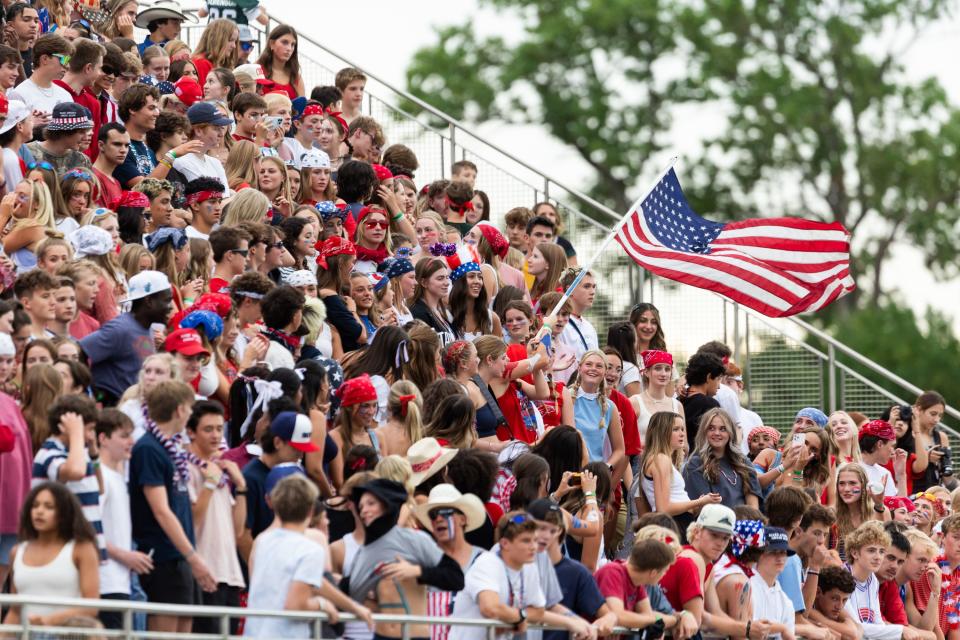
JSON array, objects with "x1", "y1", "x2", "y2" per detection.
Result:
[
  {"x1": 261, "y1": 285, "x2": 305, "y2": 331},
  {"x1": 146, "y1": 110, "x2": 190, "y2": 154},
  {"x1": 19, "y1": 482, "x2": 96, "y2": 544},
  {"x1": 336, "y1": 160, "x2": 377, "y2": 203},
  {"x1": 684, "y1": 352, "x2": 726, "y2": 386}
]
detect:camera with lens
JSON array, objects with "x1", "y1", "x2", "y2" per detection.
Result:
[{"x1": 900, "y1": 405, "x2": 913, "y2": 423}]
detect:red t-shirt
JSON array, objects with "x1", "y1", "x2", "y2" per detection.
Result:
[
  {"x1": 92, "y1": 166, "x2": 121, "y2": 209},
  {"x1": 495, "y1": 380, "x2": 537, "y2": 444},
  {"x1": 611, "y1": 389, "x2": 640, "y2": 455},
  {"x1": 659, "y1": 555, "x2": 704, "y2": 611},
  {"x1": 54, "y1": 80, "x2": 102, "y2": 161},
  {"x1": 209, "y1": 277, "x2": 230, "y2": 294},
  {"x1": 595, "y1": 560, "x2": 648, "y2": 611},
  {"x1": 911, "y1": 555, "x2": 960, "y2": 636},
  {"x1": 69, "y1": 311, "x2": 100, "y2": 340},
  {"x1": 879, "y1": 579, "x2": 907, "y2": 625}
]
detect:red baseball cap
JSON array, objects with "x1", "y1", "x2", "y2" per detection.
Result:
[
  {"x1": 174, "y1": 76, "x2": 203, "y2": 107},
  {"x1": 164, "y1": 328, "x2": 210, "y2": 358}
]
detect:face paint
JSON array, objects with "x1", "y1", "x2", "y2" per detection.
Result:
[{"x1": 850, "y1": 488, "x2": 861, "y2": 495}]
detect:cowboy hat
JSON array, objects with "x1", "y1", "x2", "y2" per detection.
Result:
[
  {"x1": 135, "y1": 0, "x2": 197, "y2": 28},
  {"x1": 413, "y1": 484, "x2": 486, "y2": 532},
  {"x1": 406, "y1": 437, "x2": 457, "y2": 487}
]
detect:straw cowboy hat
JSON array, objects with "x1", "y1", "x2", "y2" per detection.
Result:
[
  {"x1": 406, "y1": 437, "x2": 457, "y2": 487},
  {"x1": 413, "y1": 484, "x2": 487, "y2": 532},
  {"x1": 135, "y1": 0, "x2": 197, "y2": 28}
]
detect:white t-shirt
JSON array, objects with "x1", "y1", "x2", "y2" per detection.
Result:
[
  {"x1": 559, "y1": 314, "x2": 598, "y2": 362},
  {"x1": 99, "y1": 465, "x2": 132, "y2": 595},
  {"x1": 715, "y1": 384, "x2": 743, "y2": 428},
  {"x1": 449, "y1": 551, "x2": 545, "y2": 640},
  {"x1": 861, "y1": 461, "x2": 897, "y2": 497},
  {"x1": 244, "y1": 528, "x2": 327, "y2": 639},
  {"x1": 739, "y1": 407, "x2": 764, "y2": 454},
  {"x1": 184, "y1": 225, "x2": 210, "y2": 241},
  {"x1": 3, "y1": 147, "x2": 24, "y2": 189},
  {"x1": 843, "y1": 571, "x2": 901, "y2": 640},
  {"x1": 749, "y1": 573, "x2": 794, "y2": 640},
  {"x1": 9, "y1": 78, "x2": 71, "y2": 114},
  {"x1": 619, "y1": 361, "x2": 641, "y2": 394},
  {"x1": 173, "y1": 153, "x2": 232, "y2": 195}
]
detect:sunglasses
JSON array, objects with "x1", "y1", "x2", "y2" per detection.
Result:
[
  {"x1": 507, "y1": 513, "x2": 530, "y2": 525},
  {"x1": 230, "y1": 248, "x2": 249, "y2": 257},
  {"x1": 269, "y1": 241, "x2": 283, "y2": 249},
  {"x1": 101, "y1": 66, "x2": 119, "y2": 77},
  {"x1": 240, "y1": 42, "x2": 253, "y2": 51},
  {"x1": 428, "y1": 507, "x2": 461, "y2": 520},
  {"x1": 364, "y1": 219, "x2": 389, "y2": 230},
  {"x1": 53, "y1": 53, "x2": 71, "y2": 67},
  {"x1": 27, "y1": 161, "x2": 54, "y2": 171}
]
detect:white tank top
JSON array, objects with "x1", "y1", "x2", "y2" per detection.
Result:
[
  {"x1": 640, "y1": 463, "x2": 690, "y2": 510},
  {"x1": 13, "y1": 540, "x2": 81, "y2": 618},
  {"x1": 342, "y1": 533, "x2": 372, "y2": 640},
  {"x1": 636, "y1": 395, "x2": 682, "y2": 444}
]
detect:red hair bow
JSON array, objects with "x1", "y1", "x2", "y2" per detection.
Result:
[
  {"x1": 398, "y1": 394, "x2": 416, "y2": 417},
  {"x1": 446, "y1": 195, "x2": 474, "y2": 215},
  {"x1": 324, "y1": 107, "x2": 348, "y2": 139}
]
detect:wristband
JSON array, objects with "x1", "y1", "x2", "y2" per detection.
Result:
[
  {"x1": 584, "y1": 491, "x2": 596, "y2": 497},
  {"x1": 873, "y1": 503, "x2": 885, "y2": 513},
  {"x1": 774, "y1": 463, "x2": 785, "y2": 474},
  {"x1": 584, "y1": 499, "x2": 598, "y2": 507},
  {"x1": 236, "y1": 488, "x2": 248, "y2": 495},
  {"x1": 528, "y1": 353, "x2": 541, "y2": 367},
  {"x1": 159, "y1": 158, "x2": 172, "y2": 169},
  {"x1": 745, "y1": 620, "x2": 751, "y2": 638},
  {"x1": 807, "y1": 569, "x2": 820, "y2": 575},
  {"x1": 391, "y1": 211, "x2": 403, "y2": 221},
  {"x1": 168, "y1": 150, "x2": 178, "y2": 160},
  {"x1": 203, "y1": 480, "x2": 217, "y2": 491}
]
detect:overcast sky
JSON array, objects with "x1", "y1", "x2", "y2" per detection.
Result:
[{"x1": 277, "y1": 0, "x2": 960, "y2": 328}]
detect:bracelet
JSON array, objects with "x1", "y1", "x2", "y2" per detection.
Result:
[
  {"x1": 203, "y1": 480, "x2": 218, "y2": 491},
  {"x1": 807, "y1": 569, "x2": 820, "y2": 575},
  {"x1": 774, "y1": 464, "x2": 785, "y2": 474},
  {"x1": 236, "y1": 489, "x2": 248, "y2": 495},
  {"x1": 528, "y1": 353, "x2": 541, "y2": 367},
  {"x1": 792, "y1": 470, "x2": 803, "y2": 476},
  {"x1": 873, "y1": 503, "x2": 885, "y2": 513},
  {"x1": 168, "y1": 150, "x2": 178, "y2": 160},
  {"x1": 745, "y1": 620, "x2": 751, "y2": 638},
  {"x1": 391, "y1": 211, "x2": 403, "y2": 221},
  {"x1": 584, "y1": 499, "x2": 598, "y2": 506},
  {"x1": 584, "y1": 491, "x2": 596, "y2": 497},
  {"x1": 158, "y1": 158, "x2": 172, "y2": 169}
]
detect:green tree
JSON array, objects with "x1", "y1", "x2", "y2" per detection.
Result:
[{"x1": 404, "y1": 0, "x2": 960, "y2": 308}]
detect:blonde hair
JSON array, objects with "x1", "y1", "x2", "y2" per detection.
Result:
[
  {"x1": 122, "y1": 51, "x2": 143, "y2": 75},
  {"x1": 639, "y1": 411, "x2": 684, "y2": 475},
  {"x1": 119, "y1": 244, "x2": 155, "y2": 281},
  {"x1": 225, "y1": 140, "x2": 259, "y2": 191},
  {"x1": 192, "y1": 19, "x2": 238, "y2": 69},
  {"x1": 635, "y1": 524, "x2": 683, "y2": 556},
  {"x1": 387, "y1": 380, "x2": 423, "y2": 444},
  {"x1": 903, "y1": 527, "x2": 939, "y2": 558},
  {"x1": 221, "y1": 188, "x2": 271, "y2": 226},
  {"x1": 163, "y1": 39, "x2": 191, "y2": 60},
  {"x1": 375, "y1": 455, "x2": 415, "y2": 496},
  {"x1": 263, "y1": 92, "x2": 292, "y2": 113},
  {"x1": 568, "y1": 349, "x2": 610, "y2": 431},
  {"x1": 828, "y1": 410, "x2": 862, "y2": 462},
  {"x1": 15, "y1": 181, "x2": 60, "y2": 236},
  {"x1": 844, "y1": 520, "x2": 891, "y2": 560},
  {"x1": 118, "y1": 353, "x2": 179, "y2": 405},
  {"x1": 692, "y1": 408, "x2": 758, "y2": 500},
  {"x1": 835, "y1": 463, "x2": 875, "y2": 543},
  {"x1": 504, "y1": 246, "x2": 525, "y2": 270},
  {"x1": 257, "y1": 155, "x2": 292, "y2": 204},
  {"x1": 36, "y1": 237, "x2": 73, "y2": 263},
  {"x1": 80, "y1": 208, "x2": 117, "y2": 228}
]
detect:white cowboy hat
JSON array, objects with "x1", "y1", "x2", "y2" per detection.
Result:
[
  {"x1": 135, "y1": 0, "x2": 197, "y2": 28},
  {"x1": 413, "y1": 484, "x2": 487, "y2": 532},
  {"x1": 406, "y1": 437, "x2": 457, "y2": 487}
]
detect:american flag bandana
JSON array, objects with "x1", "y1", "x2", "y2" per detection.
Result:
[{"x1": 732, "y1": 519, "x2": 766, "y2": 557}]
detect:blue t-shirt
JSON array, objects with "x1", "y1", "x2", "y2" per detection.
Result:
[
  {"x1": 80, "y1": 313, "x2": 155, "y2": 398},
  {"x1": 113, "y1": 139, "x2": 156, "y2": 189},
  {"x1": 777, "y1": 553, "x2": 805, "y2": 613},
  {"x1": 544, "y1": 556, "x2": 607, "y2": 640},
  {"x1": 129, "y1": 432, "x2": 195, "y2": 562},
  {"x1": 243, "y1": 458, "x2": 273, "y2": 538}
]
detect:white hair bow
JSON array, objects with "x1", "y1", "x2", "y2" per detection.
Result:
[{"x1": 238, "y1": 379, "x2": 285, "y2": 440}]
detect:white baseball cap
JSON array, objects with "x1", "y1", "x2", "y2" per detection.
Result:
[
  {"x1": 123, "y1": 270, "x2": 171, "y2": 303},
  {"x1": 300, "y1": 149, "x2": 331, "y2": 170},
  {"x1": 0, "y1": 332, "x2": 14, "y2": 357},
  {"x1": 233, "y1": 63, "x2": 267, "y2": 82},
  {"x1": 0, "y1": 100, "x2": 30, "y2": 135}
]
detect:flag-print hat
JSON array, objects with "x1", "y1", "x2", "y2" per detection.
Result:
[{"x1": 48, "y1": 103, "x2": 93, "y2": 132}]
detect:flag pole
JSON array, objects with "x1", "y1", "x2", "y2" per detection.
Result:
[{"x1": 538, "y1": 155, "x2": 679, "y2": 333}]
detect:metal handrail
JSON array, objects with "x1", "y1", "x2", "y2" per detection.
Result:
[{"x1": 0, "y1": 594, "x2": 634, "y2": 638}]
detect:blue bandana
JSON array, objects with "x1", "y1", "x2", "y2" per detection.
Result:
[
  {"x1": 180, "y1": 310, "x2": 224, "y2": 341},
  {"x1": 315, "y1": 201, "x2": 346, "y2": 221},
  {"x1": 383, "y1": 257, "x2": 414, "y2": 279},
  {"x1": 146, "y1": 227, "x2": 187, "y2": 253},
  {"x1": 450, "y1": 261, "x2": 481, "y2": 281},
  {"x1": 795, "y1": 407, "x2": 828, "y2": 428}
]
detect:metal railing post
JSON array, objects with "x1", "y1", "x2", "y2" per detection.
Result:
[
  {"x1": 220, "y1": 612, "x2": 230, "y2": 640},
  {"x1": 745, "y1": 314, "x2": 753, "y2": 410},
  {"x1": 543, "y1": 177, "x2": 550, "y2": 200},
  {"x1": 448, "y1": 123, "x2": 457, "y2": 176},
  {"x1": 123, "y1": 607, "x2": 133, "y2": 640},
  {"x1": 828, "y1": 344, "x2": 837, "y2": 413},
  {"x1": 733, "y1": 302, "x2": 741, "y2": 364}
]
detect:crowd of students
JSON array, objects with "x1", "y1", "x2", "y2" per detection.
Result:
[{"x1": 0, "y1": 1, "x2": 956, "y2": 639}]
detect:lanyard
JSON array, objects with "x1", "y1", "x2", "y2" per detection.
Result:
[{"x1": 497, "y1": 551, "x2": 524, "y2": 609}]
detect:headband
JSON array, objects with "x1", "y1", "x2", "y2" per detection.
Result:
[
  {"x1": 748, "y1": 426, "x2": 781, "y2": 446},
  {"x1": 185, "y1": 190, "x2": 223, "y2": 206},
  {"x1": 446, "y1": 195, "x2": 474, "y2": 215},
  {"x1": 324, "y1": 107, "x2": 348, "y2": 138},
  {"x1": 302, "y1": 104, "x2": 324, "y2": 118},
  {"x1": 795, "y1": 407, "x2": 828, "y2": 428},
  {"x1": 641, "y1": 349, "x2": 673, "y2": 369}
]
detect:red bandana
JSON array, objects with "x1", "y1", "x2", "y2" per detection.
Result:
[{"x1": 185, "y1": 190, "x2": 222, "y2": 206}]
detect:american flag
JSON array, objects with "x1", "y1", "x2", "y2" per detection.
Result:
[{"x1": 615, "y1": 169, "x2": 855, "y2": 317}]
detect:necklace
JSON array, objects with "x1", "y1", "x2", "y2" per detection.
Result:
[
  {"x1": 719, "y1": 467, "x2": 739, "y2": 486},
  {"x1": 644, "y1": 390, "x2": 670, "y2": 404}
]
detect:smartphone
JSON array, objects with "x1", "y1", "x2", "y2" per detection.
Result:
[
  {"x1": 265, "y1": 116, "x2": 283, "y2": 129},
  {"x1": 568, "y1": 473, "x2": 582, "y2": 486},
  {"x1": 792, "y1": 433, "x2": 805, "y2": 447}
]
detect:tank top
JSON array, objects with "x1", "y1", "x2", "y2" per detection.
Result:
[
  {"x1": 342, "y1": 534, "x2": 373, "y2": 640},
  {"x1": 475, "y1": 402, "x2": 498, "y2": 439},
  {"x1": 573, "y1": 389, "x2": 613, "y2": 462},
  {"x1": 640, "y1": 463, "x2": 691, "y2": 510},
  {"x1": 13, "y1": 540, "x2": 81, "y2": 618},
  {"x1": 636, "y1": 395, "x2": 682, "y2": 445}
]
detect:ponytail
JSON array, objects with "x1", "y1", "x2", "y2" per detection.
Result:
[{"x1": 388, "y1": 380, "x2": 423, "y2": 444}]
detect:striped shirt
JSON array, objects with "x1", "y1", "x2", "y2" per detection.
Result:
[{"x1": 32, "y1": 438, "x2": 106, "y2": 560}]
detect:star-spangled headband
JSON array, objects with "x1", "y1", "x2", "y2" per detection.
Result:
[
  {"x1": 731, "y1": 519, "x2": 766, "y2": 557},
  {"x1": 185, "y1": 190, "x2": 223, "y2": 206},
  {"x1": 315, "y1": 200, "x2": 346, "y2": 221}
]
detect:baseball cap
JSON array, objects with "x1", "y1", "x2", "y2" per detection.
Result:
[
  {"x1": 123, "y1": 270, "x2": 171, "y2": 303},
  {"x1": 0, "y1": 100, "x2": 29, "y2": 135},
  {"x1": 186, "y1": 102, "x2": 233, "y2": 126},
  {"x1": 264, "y1": 462, "x2": 306, "y2": 496},
  {"x1": 164, "y1": 328, "x2": 210, "y2": 358},
  {"x1": 696, "y1": 503, "x2": 736, "y2": 536},
  {"x1": 270, "y1": 411, "x2": 320, "y2": 452},
  {"x1": 762, "y1": 526, "x2": 796, "y2": 555},
  {"x1": 528, "y1": 498, "x2": 562, "y2": 523},
  {"x1": 174, "y1": 76, "x2": 203, "y2": 107},
  {"x1": 48, "y1": 102, "x2": 93, "y2": 132},
  {"x1": 233, "y1": 63, "x2": 270, "y2": 84}
]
